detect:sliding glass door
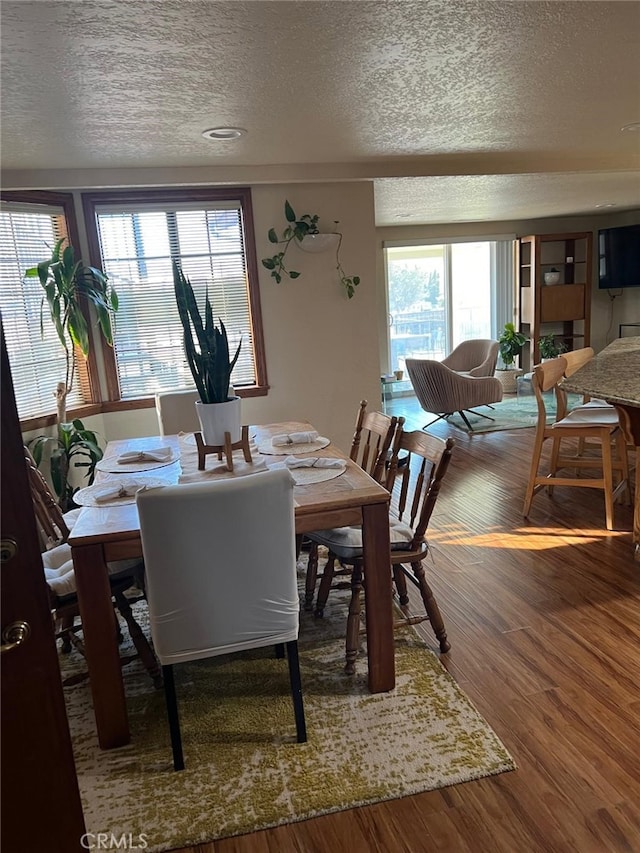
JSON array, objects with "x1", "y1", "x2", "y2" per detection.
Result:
[{"x1": 385, "y1": 238, "x2": 514, "y2": 374}]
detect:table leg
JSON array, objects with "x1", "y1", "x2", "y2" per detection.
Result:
[
  {"x1": 361, "y1": 501, "x2": 395, "y2": 692},
  {"x1": 72, "y1": 543, "x2": 130, "y2": 748}
]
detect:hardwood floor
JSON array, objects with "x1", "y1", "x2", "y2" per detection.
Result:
[{"x1": 176, "y1": 399, "x2": 640, "y2": 853}]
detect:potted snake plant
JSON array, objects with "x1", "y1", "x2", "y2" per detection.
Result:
[{"x1": 172, "y1": 260, "x2": 242, "y2": 445}]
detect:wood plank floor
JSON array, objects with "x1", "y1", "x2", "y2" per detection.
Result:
[{"x1": 176, "y1": 401, "x2": 640, "y2": 853}]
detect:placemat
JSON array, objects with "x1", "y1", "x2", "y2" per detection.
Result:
[
  {"x1": 257, "y1": 436, "x2": 330, "y2": 456},
  {"x1": 267, "y1": 461, "x2": 346, "y2": 485},
  {"x1": 73, "y1": 478, "x2": 167, "y2": 507},
  {"x1": 95, "y1": 449, "x2": 180, "y2": 473}
]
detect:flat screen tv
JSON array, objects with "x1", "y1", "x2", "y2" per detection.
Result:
[{"x1": 598, "y1": 223, "x2": 640, "y2": 289}]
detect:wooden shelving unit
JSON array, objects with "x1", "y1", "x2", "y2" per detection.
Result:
[{"x1": 517, "y1": 231, "x2": 592, "y2": 370}]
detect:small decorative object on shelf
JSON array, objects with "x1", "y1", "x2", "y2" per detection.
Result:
[
  {"x1": 261, "y1": 200, "x2": 360, "y2": 298},
  {"x1": 543, "y1": 268, "x2": 561, "y2": 285}
]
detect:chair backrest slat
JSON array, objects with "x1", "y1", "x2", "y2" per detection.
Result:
[
  {"x1": 349, "y1": 399, "x2": 403, "y2": 485},
  {"x1": 24, "y1": 446, "x2": 70, "y2": 549}
]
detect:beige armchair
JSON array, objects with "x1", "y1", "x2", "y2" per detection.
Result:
[
  {"x1": 441, "y1": 339, "x2": 499, "y2": 377},
  {"x1": 406, "y1": 358, "x2": 503, "y2": 431}
]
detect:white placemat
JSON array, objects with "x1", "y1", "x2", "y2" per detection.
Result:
[
  {"x1": 73, "y1": 478, "x2": 167, "y2": 507},
  {"x1": 95, "y1": 449, "x2": 180, "y2": 473},
  {"x1": 257, "y1": 436, "x2": 330, "y2": 456}
]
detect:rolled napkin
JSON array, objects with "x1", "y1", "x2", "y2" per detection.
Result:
[
  {"x1": 283, "y1": 456, "x2": 344, "y2": 469},
  {"x1": 93, "y1": 483, "x2": 155, "y2": 503},
  {"x1": 117, "y1": 446, "x2": 172, "y2": 464},
  {"x1": 271, "y1": 430, "x2": 319, "y2": 447}
]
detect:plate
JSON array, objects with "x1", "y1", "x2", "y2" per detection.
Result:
[{"x1": 73, "y1": 477, "x2": 168, "y2": 507}]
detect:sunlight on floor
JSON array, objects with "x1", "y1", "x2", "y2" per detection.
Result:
[{"x1": 427, "y1": 526, "x2": 628, "y2": 550}]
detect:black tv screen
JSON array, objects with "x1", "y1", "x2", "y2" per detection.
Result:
[{"x1": 598, "y1": 223, "x2": 640, "y2": 289}]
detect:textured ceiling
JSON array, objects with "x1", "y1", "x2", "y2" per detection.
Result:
[{"x1": 1, "y1": 0, "x2": 639, "y2": 224}]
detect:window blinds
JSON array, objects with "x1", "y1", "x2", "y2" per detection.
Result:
[
  {"x1": 0, "y1": 204, "x2": 82, "y2": 419},
  {"x1": 94, "y1": 201, "x2": 257, "y2": 400}
]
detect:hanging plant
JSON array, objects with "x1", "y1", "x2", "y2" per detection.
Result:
[{"x1": 261, "y1": 200, "x2": 360, "y2": 299}]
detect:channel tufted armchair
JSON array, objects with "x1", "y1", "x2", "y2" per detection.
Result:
[
  {"x1": 441, "y1": 339, "x2": 499, "y2": 377},
  {"x1": 406, "y1": 358, "x2": 503, "y2": 431}
]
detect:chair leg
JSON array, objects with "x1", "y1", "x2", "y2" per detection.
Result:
[
  {"x1": 274, "y1": 643, "x2": 285, "y2": 659},
  {"x1": 305, "y1": 544, "x2": 319, "y2": 611},
  {"x1": 523, "y1": 431, "x2": 546, "y2": 517},
  {"x1": 113, "y1": 590, "x2": 163, "y2": 689},
  {"x1": 162, "y1": 664, "x2": 184, "y2": 771},
  {"x1": 457, "y1": 411, "x2": 475, "y2": 431},
  {"x1": 601, "y1": 432, "x2": 615, "y2": 531},
  {"x1": 345, "y1": 561, "x2": 364, "y2": 675},
  {"x1": 392, "y1": 564, "x2": 409, "y2": 606},
  {"x1": 285, "y1": 640, "x2": 307, "y2": 743},
  {"x1": 465, "y1": 408, "x2": 495, "y2": 422},
  {"x1": 409, "y1": 561, "x2": 451, "y2": 653},
  {"x1": 423, "y1": 414, "x2": 450, "y2": 430},
  {"x1": 314, "y1": 551, "x2": 337, "y2": 617}
]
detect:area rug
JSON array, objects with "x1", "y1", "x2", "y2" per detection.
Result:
[
  {"x1": 61, "y1": 566, "x2": 515, "y2": 852},
  {"x1": 444, "y1": 392, "x2": 583, "y2": 434}
]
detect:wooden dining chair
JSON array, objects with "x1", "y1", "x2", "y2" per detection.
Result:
[
  {"x1": 25, "y1": 447, "x2": 162, "y2": 687},
  {"x1": 309, "y1": 430, "x2": 455, "y2": 674},
  {"x1": 522, "y1": 356, "x2": 630, "y2": 530},
  {"x1": 303, "y1": 400, "x2": 404, "y2": 611},
  {"x1": 136, "y1": 468, "x2": 306, "y2": 771}
]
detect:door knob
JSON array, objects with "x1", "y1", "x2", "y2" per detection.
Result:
[{"x1": 1, "y1": 621, "x2": 31, "y2": 653}]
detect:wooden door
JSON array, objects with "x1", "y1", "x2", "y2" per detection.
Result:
[{"x1": 1, "y1": 323, "x2": 86, "y2": 852}]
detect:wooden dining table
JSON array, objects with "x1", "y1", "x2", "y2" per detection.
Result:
[
  {"x1": 562, "y1": 336, "x2": 640, "y2": 560},
  {"x1": 68, "y1": 421, "x2": 394, "y2": 749}
]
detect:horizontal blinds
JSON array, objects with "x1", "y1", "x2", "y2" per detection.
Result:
[
  {"x1": 95, "y1": 203, "x2": 256, "y2": 400},
  {"x1": 0, "y1": 206, "x2": 81, "y2": 419}
]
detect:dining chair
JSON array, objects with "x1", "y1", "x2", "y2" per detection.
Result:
[
  {"x1": 136, "y1": 468, "x2": 307, "y2": 771},
  {"x1": 25, "y1": 447, "x2": 162, "y2": 687},
  {"x1": 522, "y1": 356, "x2": 630, "y2": 530},
  {"x1": 309, "y1": 429, "x2": 455, "y2": 674},
  {"x1": 303, "y1": 400, "x2": 404, "y2": 611},
  {"x1": 155, "y1": 388, "x2": 201, "y2": 436}
]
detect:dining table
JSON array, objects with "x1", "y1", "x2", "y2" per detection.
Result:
[
  {"x1": 561, "y1": 336, "x2": 640, "y2": 559},
  {"x1": 68, "y1": 421, "x2": 394, "y2": 749}
]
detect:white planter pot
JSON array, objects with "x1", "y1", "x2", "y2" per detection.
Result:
[
  {"x1": 195, "y1": 396, "x2": 242, "y2": 446},
  {"x1": 543, "y1": 271, "x2": 561, "y2": 285}
]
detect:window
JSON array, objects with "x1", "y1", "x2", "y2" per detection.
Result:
[
  {"x1": 83, "y1": 188, "x2": 267, "y2": 401},
  {"x1": 384, "y1": 238, "x2": 515, "y2": 373},
  {"x1": 0, "y1": 192, "x2": 87, "y2": 420}
]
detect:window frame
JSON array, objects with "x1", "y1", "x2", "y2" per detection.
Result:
[{"x1": 81, "y1": 186, "x2": 268, "y2": 410}]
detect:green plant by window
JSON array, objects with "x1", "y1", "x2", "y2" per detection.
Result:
[
  {"x1": 172, "y1": 260, "x2": 241, "y2": 404},
  {"x1": 261, "y1": 200, "x2": 360, "y2": 299},
  {"x1": 29, "y1": 420, "x2": 103, "y2": 512},
  {"x1": 538, "y1": 334, "x2": 568, "y2": 360},
  {"x1": 25, "y1": 236, "x2": 118, "y2": 423},
  {"x1": 498, "y1": 322, "x2": 527, "y2": 368}
]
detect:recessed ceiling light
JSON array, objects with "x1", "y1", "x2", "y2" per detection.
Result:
[
  {"x1": 201, "y1": 127, "x2": 246, "y2": 140},
  {"x1": 595, "y1": 203, "x2": 617, "y2": 209},
  {"x1": 621, "y1": 122, "x2": 640, "y2": 132}
]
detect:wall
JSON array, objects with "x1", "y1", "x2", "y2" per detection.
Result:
[
  {"x1": 376, "y1": 208, "x2": 640, "y2": 366},
  {"x1": 23, "y1": 181, "x2": 380, "y2": 456}
]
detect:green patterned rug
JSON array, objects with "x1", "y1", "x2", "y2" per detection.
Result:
[{"x1": 60, "y1": 565, "x2": 515, "y2": 852}]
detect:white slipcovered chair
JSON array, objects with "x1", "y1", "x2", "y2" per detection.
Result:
[
  {"x1": 441, "y1": 339, "x2": 499, "y2": 377},
  {"x1": 155, "y1": 388, "x2": 200, "y2": 436},
  {"x1": 406, "y1": 358, "x2": 504, "y2": 431},
  {"x1": 136, "y1": 468, "x2": 307, "y2": 771}
]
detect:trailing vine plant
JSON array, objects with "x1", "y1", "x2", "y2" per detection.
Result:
[{"x1": 261, "y1": 200, "x2": 360, "y2": 299}]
